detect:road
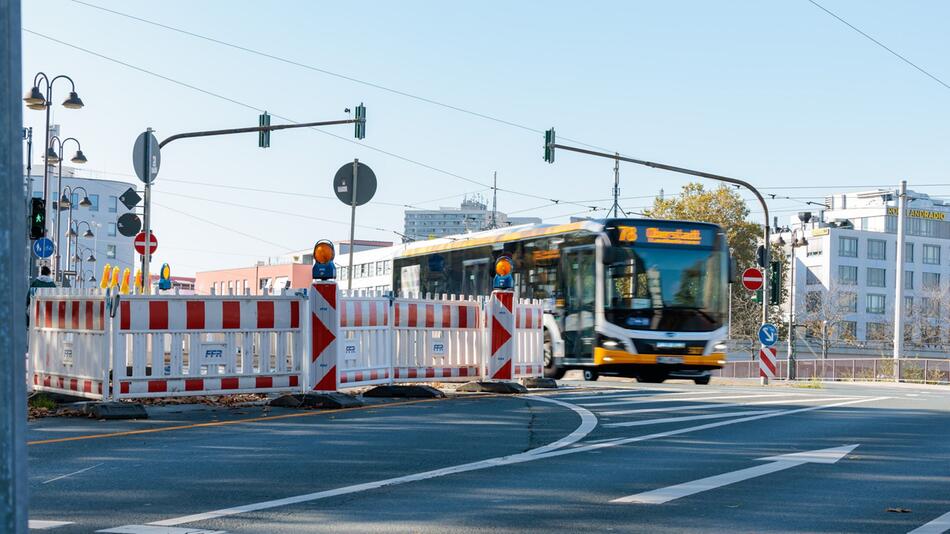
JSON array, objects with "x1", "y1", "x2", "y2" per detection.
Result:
[{"x1": 27, "y1": 379, "x2": 950, "y2": 533}]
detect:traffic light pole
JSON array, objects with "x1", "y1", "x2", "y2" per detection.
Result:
[
  {"x1": 546, "y1": 140, "x2": 772, "y2": 327},
  {"x1": 157, "y1": 118, "x2": 361, "y2": 149}
]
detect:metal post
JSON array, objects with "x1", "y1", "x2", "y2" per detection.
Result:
[
  {"x1": 54, "y1": 156, "x2": 63, "y2": 281},
  {"x1": 611, "y1": 153, "x2": 621, "y2": 218},
  {"x1": 65, "y1": 200, "x2": 74, "y2": 279},
  {"x1": 892, "y1": 180, "x2": 907, "y2": 383},
  {"x1": 1, "y1": 0, "x2": 29, "y2": 528},
  {"x1": 42, "y1": 85, "x2": 51, "y2": 236},
  {"x1": 490, "y1": 170, "x2": 497, "y2": 229},
  {"x1": 787, "y1": 240, "x2": 796, "y2": 379},
  {"x1": 347, "y1": 158, "x2": 358, "y2": 291},
  {"x1": 141, "y1": 128, "x2": 153, "y2": 295}
]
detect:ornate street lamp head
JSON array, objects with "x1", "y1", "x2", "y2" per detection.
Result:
[{"x1": 62, "y1": 91, "x2": 84, "y2": 109}]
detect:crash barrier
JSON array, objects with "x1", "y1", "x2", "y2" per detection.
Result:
[
  {"x1": 715, "y1": 357, "x2": 950, "y2": 385},
  {"x1": 29, "y1": 289, "x2": 110, "y2": 400},
  {"x1": 27, "y1": 284, "x2": 546, "y2": 400}
]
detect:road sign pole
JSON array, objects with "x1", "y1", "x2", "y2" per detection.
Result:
[
  {"x1": 347, "y1": 158, "x2": 358, "y2": 292},
  {"x1": 141, "y1": 127, "x2": 153, "y2": 295}
]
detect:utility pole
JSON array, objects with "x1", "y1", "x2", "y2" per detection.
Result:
[
  {"x1": 490, "y1": 171, "x2": 497, "y2": 229},
  {"x1": 610, "y1": 153, "x2": 622, "y2": 218},
  {"x1": 892, "y1": 180, "x2": 907, "y2": 382},
  {"x1": 1, "y1": 0, "x2": 29, "y2": 530}
]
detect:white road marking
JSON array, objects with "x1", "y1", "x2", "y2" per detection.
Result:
[
  {"x1": 28, "y1": 520, "x2": 75, "y2": 530},
  {"x1": 600, "y1": 396, "x2": 859, "y2": 417},
  {"x1": 42, "y1": 463, "x2": 103, "y2": 484},
  {"x1": 581, "y1": 393, "x2": 781, "y2": 407},
  {"x1": 553, "y1": 390, "x2": 694, "y2": 401},
  {"x1": 144, "y1": 395, "x2": 886, "y2": 528},
  {"x1": 611, "y1": 444, "x2": 859, "y2": 504},
  {"x1": 908, "y1": 511, "x2": 950, "y2": 534},
  {"x1": 603, "y1": 410, "x2": 781, "y2": 428},
  {"x1": 98, "y1": 526, "x2": 226, "y2": 533}
]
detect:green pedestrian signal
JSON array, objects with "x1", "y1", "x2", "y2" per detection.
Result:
[
  {"x1": 258, "y1": 112, "x2": 271, "y2": 148},
  {"x1": 544, "y1": 128, "x2": 556, "y2": 163},
  {"x1": 769, "y1": 260, "x2": 781, "y2": 305},
  {"x1": 29, "y1": 198, "x2": 46, "y2": 239},
  {"x1": 354, "y1": 103, "x2": 366, "y2": 140}
]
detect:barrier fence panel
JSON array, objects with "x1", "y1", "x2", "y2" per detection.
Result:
[
  {"x1": 29, "y1": 289, "x2": 110, "y2": 400},
  {"x1": 111, "y1": 291, "x2": 306, "y2": 399},
  {"x1": 513, "y1": 298, "x2": 544, "y2": 378},
  {"x1": 337, "y1": 290, "x2": 393, "y2": 388},
  {"x1": 391, "y1": 294, "x2": 484, "y2": 382}
]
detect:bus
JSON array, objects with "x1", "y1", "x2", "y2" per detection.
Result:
[{"x1": 392, "y1": 218, "x2": 735, "y2": 384}]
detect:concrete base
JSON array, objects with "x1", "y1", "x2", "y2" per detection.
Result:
[
  {"x1": 362, "y1": 385, "x2": 445, "y2": 399},
  {"x1": 520, "y1": 377, "x2": 558, "y2": 389},
  {"x1": 456, "y1": 381, "x2": 528, "y2": 394},
  {"x1": 67, "y1": 401, "x2": 148, "y2": 420},
  {"x1": 269, "y1": 392, "x2": 363, "y2": 409}
]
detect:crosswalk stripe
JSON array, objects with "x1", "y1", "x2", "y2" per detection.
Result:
[
  {"x1": 580, "y1": 393, "x2": 780, "y2": 407},
  {"x1": 600, "y1": 396, "x2": 860, "y2": 417},
  {"x1": 603, "y1": 410, "x2": 781, "y2": 428}
]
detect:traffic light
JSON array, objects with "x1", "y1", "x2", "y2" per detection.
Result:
[
  {"x1": 756, "y1": 245, "x2": 766, "y2": 268},
  {"x1": 769, "y1": 260, "x2": 781, "y2": 305},
  {"x1": 544, "y1": 128, "x2": 556, "y2": 163},
  {"x1": 258, "y1": 112, "x2": 271, "y2": 148},
  {"x1": 29, "y1": 198, "x2": 45, "y2": 239},
  {"x1": 354, "y1": 103, "x2": 366, "y2": 140}
]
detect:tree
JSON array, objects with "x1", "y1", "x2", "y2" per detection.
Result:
[
  {"x1": 799, "y1": 284, "x2": 859, "y2": 359},
  {"x1": 644, "y1": 183, "x2": 785, "y2": 343}
]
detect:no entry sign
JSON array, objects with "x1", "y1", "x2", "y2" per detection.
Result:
[
  {"x1": 742, "y1": 267, "x2": 764, "y2": 291},
  {"x1": 134, "y1": 231, "x2": 158, "y2": 255}
]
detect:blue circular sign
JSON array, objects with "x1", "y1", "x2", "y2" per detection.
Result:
[
  {"x1": 32, "y1": 238, "x2": 54, "y2": 259},
  {"x1": 758, "y1": 323, "x2": 778, "y2": 347}
]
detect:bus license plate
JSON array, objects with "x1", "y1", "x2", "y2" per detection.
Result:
[{"x1": 657, "y1": 356, "x2": 683, "y2": 364}]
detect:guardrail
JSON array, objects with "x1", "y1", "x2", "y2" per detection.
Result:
[{"x1": 715, "y1": 358, "x2": 950, "y2": 385}]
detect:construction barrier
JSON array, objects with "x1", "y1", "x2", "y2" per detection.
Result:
[{"x1": 27, "y1": 284, "x2": 546, "y2": 400}]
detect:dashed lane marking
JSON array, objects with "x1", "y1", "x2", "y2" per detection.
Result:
[
  {"x1": 603, "y1": 410, "x2": 781, "y2": 428},
  {"x1": 98, "y1": 526, "x2": 226, "y2": 533},
  {"x1": 579, "y1": 393, "x2": 781, "y2": 407},
  {"x1": 42, "y1": 463, "x2": 103, "y2": 484},
  {"x1": 28, "y1": 520, "x2": 75, "y2": 530},
  {"x1": 599, "y1": 396, "x2": 861, "y2": 417}
]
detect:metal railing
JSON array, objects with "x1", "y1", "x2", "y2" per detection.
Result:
[{"x1": 715, "y1": 357, "x2": 950, "y2": 385}]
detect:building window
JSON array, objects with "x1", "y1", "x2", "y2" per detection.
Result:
[
  {"x1": 88, "y1": 194, "x2": 99, "y2": 212},
  {"x1": 866, "y1": 322, "x2": 889, "y2": 340},
  {"x1": 904, "y1": 271, "x2": 913, "y2": 290},
  {"x1": 923, "y1": 244, "x2": 941, "y2": 265},
  {"x1": 921, "y1": 297, "x2": 940, "y2": 317},
  {"x1": 867, "y1": 267, "x2": 886, "y2": 287},
  {"x1": 106, "y1": 244, "x2": 116, "y2": 258},
  {"x1": 838, "y1": 265, "x2": 858, "y2": 285},
  {"x1": 367, "y1": 262, "x2": 376, "y2": 277},
  {"x1": 108, "y1": 222, "x2": 117, "y2": 237},
  {"x1": 376, "y1": 261, "x2": 384, "y2": 274},
  {"x1": 108, "y1": 195, "x2": 117, "y2": 213},
  {"x1": 339, "y1": 267, "x2": 348, "y2": 280},
  {"x1": 805, "y1": 292, "x2": 822, "y2": 313},
  {"x1": 838, "y1": 237, "x2": 858, "y2": 257},
  {"x1": 866, "y1": 294, "x2": 886, "y2": 314},
  {"x1": 838, "y1": 321, "x2": 857, "y2": 341},
  {"x1": 838, "y1": 292, "x2": 857, "y2": 313},
  {"x1": 905, "y1": 243, "x2": 914, "y2": 263},
  {"x1": 905, "y1": 296, "x2": 913, "y2": 314},
  {"x1": 867, "y1": 239, "x2": 886, "y2": 260},
  {"x1": 259, "y1": 278, "x2": 269, "y2": 290},
  {"x1": 385, "y1": 260, "x2": 392, "y2": 274},
  {"x1": 805, "y1": 269, "x2": 820, "y2": 285},
  {"x1": 923, "y1": 272, "x2": 941, "y2": 289}
]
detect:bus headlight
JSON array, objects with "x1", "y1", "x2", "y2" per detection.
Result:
[
  {"x1": 598, "y1": 336, "x2": 624, "y2": 350},
  {"x1": 714, "y1": 343, "x2": 728, "y2": 352}
]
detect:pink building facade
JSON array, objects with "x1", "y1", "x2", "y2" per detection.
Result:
[{"x1": 195, "y1": 263, "x2": 313, "y2": 296}]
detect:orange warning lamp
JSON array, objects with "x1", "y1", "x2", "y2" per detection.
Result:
[
  {"x1": 493, "y1": 256, "x2": 514, "y2": 289},
  {"x1": 312, "y1": 240, "x2": 336, "y2": 280}
]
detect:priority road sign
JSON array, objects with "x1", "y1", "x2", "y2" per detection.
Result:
[
  {"x1": 134, "y1": 231, "x2": 158, "y2": 255},
  {"x1": 742, "y1": 267, "x2": 764, "y2": 291},
  {"x1": 32, "y1": 237, "x2": 54, "y2": 259},
  {"x1": 119, "y1": 187, "x2": 142, "y2": 210},
  {"x1": 758, "y1": 323, "x2": 778, "y2": 347}
]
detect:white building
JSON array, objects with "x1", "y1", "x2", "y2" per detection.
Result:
[
  {"x1": 27, "y1": 167, "x2": 137, "y2": 286},
  {"x1": 403, "y1": 197, "x2": 541, "y2": 242},
  {"x1": 780, "y1": 188, "x2": 950, "y2": 351},
  {"x1": 284, "y1": 240, "x2": 400, "y2": 293}
]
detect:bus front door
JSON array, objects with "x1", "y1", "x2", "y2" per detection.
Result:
[{"x1": 560, "y1": 246, "x2": 595, "y2": 359}]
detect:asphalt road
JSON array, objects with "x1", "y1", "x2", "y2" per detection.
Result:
[{"x1": 27, "y1": 379, "x2": 950, "y2": 533}]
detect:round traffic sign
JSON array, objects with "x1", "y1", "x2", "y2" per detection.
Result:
[
  {"x1": 758, "y1": 323, "x2": 778, "y2": 347},
  {"x1": 132, "y1": 131, "x2": 161, "y2": 184},
  {"x1": 32, "y1": 237, "x2": 55, "y2": 259},
  {"x1": 333, "y1": 161, "x2": 377, "y2": 207},
  {"x1": 117, "y1": 212, "x2": 142, "y2": 237},
  {"x1": 741, "y1": 267, "x2": 764, "y2": 291},
  {"x1": 134, "y1": 231, "x2": 158, "y2": 255}
]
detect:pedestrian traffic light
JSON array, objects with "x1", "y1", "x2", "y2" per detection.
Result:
[
  {"x1": 544, "y1": 128, "x2": 556, "y2": 163},
  {"x1": 769, "y1": 261, "x2": 781, "y2": 305},
  {"x1": 354, "y1": 103, "x2": 366, "y2": 140},
  {"x1": 29, "y1": 198, "x2": 45, "y2": 239},
  {"x1": 258, "y1": 112, "x2": 271, "y2": 148}
]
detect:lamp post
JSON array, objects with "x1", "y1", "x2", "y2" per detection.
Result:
[
  {"x1": 65, "y1": 220, "x2": 95, "y2": 284},
  {"x1": 776, "y1": 212, "x2": 812, "y2": 380},
  {"x1": 56, "y1": 180, "x2": 91, "y2": 282},
  {"x1": 72, "y1": 245, "x2": 96, "y2": 288},
  {"x1": 23, "y1": 72, "x2": 84, "y2": 237}
]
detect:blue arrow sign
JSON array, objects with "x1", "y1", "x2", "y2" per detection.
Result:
[
  {"x1": 758, "y1": 323, "x2": 778, "y2": 347},
  {"x1": 32, "y1": 237, "x2": 54, "y2": 259}
]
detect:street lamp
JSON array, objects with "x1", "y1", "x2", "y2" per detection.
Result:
[
  {"x1": 55, "y1": 173, "x2": 91, "y2": 282},
  {"x1": 23, "y1": 72, "x2": 83, "y2": 238},
  {"x1": 65, "y1": 219, "x2": 94, "y2": 280},
  {"x1": 73, "y1": 245, "x2": 95, "y2": 288},
  {"x1": 781, "y1": 212, "x2": 812, "y2": 380}
]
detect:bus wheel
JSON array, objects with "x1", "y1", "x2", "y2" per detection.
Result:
[
  {"x1": 582, "y1": 369, "x2": 599, "y2": 382},
  {"x1": 543, "y1": 330, "x2": 565, "y2": 379},
  {"x1": 694, "y1": 376, "x2": 711, "y2": 385}
]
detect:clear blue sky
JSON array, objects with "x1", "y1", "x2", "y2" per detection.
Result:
[{"x1": 21, "y1": 0, "x2": 950, "y2": 275}]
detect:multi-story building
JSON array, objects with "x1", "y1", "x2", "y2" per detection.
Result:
[
  {"x1": 779, "y1": 188, "x2": 950, "y2": 353},
  {"x1": 27, "y1": 166, "x2": 137, "y2": 286},
  {"x1": 403, "y1": 198, "x2": 541, "y2": 242}
]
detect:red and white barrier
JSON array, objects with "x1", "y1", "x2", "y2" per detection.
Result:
[
  {"x1": 513, "y1": 298, "x2": 544, "y2": 378},
  {"x1": 487, "y1": 290, "x2": 515, "y2": 380},
  {"x1": 29, "y1": 288, "x2": 110, "y2": 400},
  {"x1": 111, "y1": 290, "x2": 306, "y2": 399},
  {"x1": 390, "y1": 294, "x2": 484, "y2": 383},
  {"x1": 759, "y1": 346, "x2": 777, "y2": 380},
  {"x1": 308, "y1": 282, "x2": 339, "y2": 392},
  {"x1": 338, "y1": 290, "x2": 392, "y2": 388}
]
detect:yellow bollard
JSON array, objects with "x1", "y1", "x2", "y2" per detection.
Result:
[
  {"x1": 110, "y1": 266, "x2": 120, "y2": 289},
  {"x1": 100, "y1": 263, "x2": 112, "y2": 289},
  {"x1": 120, "y1": 268, "x2": 131, "y2": 295},
  {"x1": 134, "y1": 269, "x2": 144, "y2": 293}
]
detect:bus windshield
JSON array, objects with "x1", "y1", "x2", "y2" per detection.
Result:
[{"x1": 604, "y1": 245, "x2": 727, "y2": 332}]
